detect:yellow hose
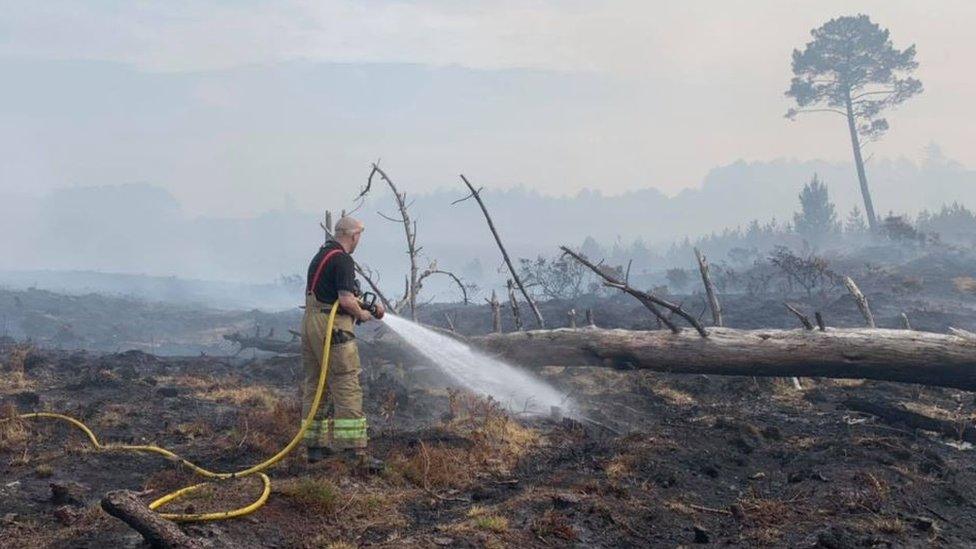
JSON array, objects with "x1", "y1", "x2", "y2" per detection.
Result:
[{"x1": 3, "y1": 305, "x2": 339, "y2": 522}]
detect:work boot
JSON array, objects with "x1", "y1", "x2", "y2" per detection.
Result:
[
  {"x1": 306, "y1": 447, "x2": 334, "y2": 464},
  {"x1": 344, "y1": 450, "x2": 385, "y2": 474}
]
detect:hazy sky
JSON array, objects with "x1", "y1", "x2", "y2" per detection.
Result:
[{"x1": 2, "y1": 1, "x2": 974, "y2": 217}]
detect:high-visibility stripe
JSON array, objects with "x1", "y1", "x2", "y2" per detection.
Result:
[
  {"x1": 333, "y1": 429, "x2": 367, "y2": 440},
  {"x1": 332, "y1": 418, "x2": 367, "y2": 429},
  {"x1": 303, "y1": 420, "x2": 329, "y2": 439},
  {"x1": 332, "y1": 418, "x2": 367, "y2": 441}
]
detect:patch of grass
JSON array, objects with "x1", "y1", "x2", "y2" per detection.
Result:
[
  {"x1": 734, "y1": 487, "x2": 804, "y2": 528},
  {"x1": 391, "y1": 395, "x2": 539, "y2": 492},
  {"x1": 155, "y1": 374, "x2": 212, "y2": 390},
  {"x1": 34, "y1": 463, "x2": 54, "y2": 478},
  {"x1": 474, "y1": 514, "x2": 509, "y2": 533},
  {"x1": 844, "y1": 471, "x2": 890, "y2": 512},
  {"x1": 277, "y1": 477, "x2": 339, "y2": 513},
  {"x1": 604, "y1": 454, "x2": 635, "y2": 481},
  {"x1": 197, "y1": 385, "x2": 280, "y2": 410},
  {"x1": 953, "y1": 276, "x2": 976, "y2": 295},
  {"x1": 531, "y1": 509, "x2": 577, "y2": 541},
  {"x1": 170, "y1": 420, "x2": 214, "y2": 441},
  {"x1": 95, "y1": 404, "x2": 130, "y2": 428},
  {"x1": 871, "y1": 517, "x2": 906, "y2": 535},
  {"x1": 228, "y1": 400, "x2": 301, "y2": 457},
  {"x1": 649, "y1": 384, "x2": 696, "y2": 406},
  {"x1": 5, "y1": 505, "x2": 112, "y2": 548},
  {"x1": 4, "y1": 344, "x2": 32, "y2": 373},
  {"x1": 393, "y1": 441, "x2": 472, "y2": 491},
  {"x1": 0, "y1": 406, "x2": 29, "y2": 452},
  {"x1": 0, "y1": 371, "x2": 34, "y2": 392}
]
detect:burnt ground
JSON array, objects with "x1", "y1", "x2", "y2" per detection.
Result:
[{"x1": 2, "y1": 341, "x2": 975, "y2": 548}]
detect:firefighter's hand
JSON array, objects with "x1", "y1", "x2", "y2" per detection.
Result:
[
  {"x1": 357, "y1": 309, "x2": 373, "y2": 323},
  {"x1": 373, "y1": 303, "x2": 386, "y2": 320}
]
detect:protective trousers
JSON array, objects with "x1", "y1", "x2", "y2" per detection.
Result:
[{"x1": 300, "y1": 294, "x2": 367, "y2": 451}]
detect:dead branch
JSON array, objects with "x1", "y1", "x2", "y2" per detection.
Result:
[
  {"x1": 843, "y1": 398, "x2": 976, "y2": 443},
  {"x1": 456, "y1": 174, "x2": 545, "y2": 328},
  {"x1": 694, "y1": 248, "x2": 723, "y2": 326},
  {"x1": 557, "y1": 246, "x2": 675, "y2": 332},
  {"x1": 101, "y1": 490, "x2": 202, "y2": 548},
  {"x1": 901, "y1": 312, "x2": 912, "y2": 331},
  {"x1": 559, "y1": 246, "x2": 709, "y2": 337},
  {"x1": 784, "y1": 302, "x2": 814, "y2": 330},
  {"x1": 843, "y1": 276, "x2": 875, "y2": 328},
  {"x1": 507, "y1": 279, "x2": 524, "y2": 332},
  {"x1": 949, "y1": 327, "x2": 976, "y2": 343},
  {"x1": 416, "y1": 267, "x2": 469, "y2": 304}
]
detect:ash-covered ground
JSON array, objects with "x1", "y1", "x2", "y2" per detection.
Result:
[
  {"x1": 2, "y1": 340, "x2": 976, "y2": 548},
  {"x1": 1, "y1": 246, "x2": 975, "y2": 547}
]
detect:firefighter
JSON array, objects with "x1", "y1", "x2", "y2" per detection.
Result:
[{"x1": 301, "y1": 216, "x2": 385, "y2": 470}]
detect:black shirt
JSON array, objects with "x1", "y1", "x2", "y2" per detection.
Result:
[{"x1": 306, "y1": 241, "x2": 357, "y2": 304}]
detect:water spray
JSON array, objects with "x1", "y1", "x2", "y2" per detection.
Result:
[{"x1": 380, "y1": 314, "x2": 576, "y2": 416}]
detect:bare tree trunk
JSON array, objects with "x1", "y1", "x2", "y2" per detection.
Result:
[
  {"x1": 845, "y1": 91, "x2": 878, "y2": 230},
  {"x1": 368, "y1": 164, "x2": 420, "y2": 320},
  {"x1": 901, "y1": 313, "x2": 912, "y2": 330},
  {"x1": 456, "y1": 175, "x2": 545, "y2": 328},
  {"x1": 784, "y1": 302, "x2": 814, "y2": 330},
  {"x1": 694, "y1": 248, "x2": 723, "y2": 327},
  {"x1": 507, "y1": 279, "x2": 523, "y2": 332},
  {"x1": 487, "y1": 290, "x2": 502, "y2": 333},
  {"x1": 586, "y1": 308, "x2": 595, "y2": 327},
  {"x1": 444, "y1": 313, "x2": 456, "y2": 333},
  {"x1": 567, "y1": 308, "x2": 577, "y2": 328},
  {"x1": 470, "y1": 327, "x2": 976, "y2": 392},
  {"x1": 843, "y1": 276, "x2": 876, "y2": 328}
]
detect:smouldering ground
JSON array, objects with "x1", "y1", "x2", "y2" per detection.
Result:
[{"x1": 2, "y1": 343, "x2": 976, "y2": 547}]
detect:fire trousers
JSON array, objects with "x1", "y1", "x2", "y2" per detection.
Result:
[{"x1": 300, "y1": 294, "x2": 367, "y2": 451}]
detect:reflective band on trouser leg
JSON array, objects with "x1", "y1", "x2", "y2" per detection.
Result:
[
  {"x1": 332, "y1": 418, "x2": 368, "y2": 445},
  {"x1": 302, "y1": 419, "x2": 330, "y2": 447}
]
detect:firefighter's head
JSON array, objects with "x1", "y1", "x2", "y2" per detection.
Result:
[{"x1": 335, "y1": 216, "x2": 365, "y2": 253}]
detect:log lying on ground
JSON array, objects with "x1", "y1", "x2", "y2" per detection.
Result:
[
  {"x1": 469, "y1": 327, "x2": 976, "y2": 392},
  {"x1": 843, "y1": 398, "x2": 976, "y2": 443},
  {"x1": 101, "y1": 490, "x2": 202, "y2": 549},
  {"x1": 223, "y1": 333, "x2": 299, "y2": 354},
  {"x1": 224, "y1": 331, "x2": 434, "y2": 365}
]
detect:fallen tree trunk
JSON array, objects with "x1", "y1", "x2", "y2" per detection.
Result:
[
  {"x1": 469, "y1": 327, "x2": 976, "y2": 392},
  {"x1": 223, "y1": 333, "x2": 298, "y2": 354},
  {"x1": 224, "y1": 331, "x2": 435, "y2": 365}
]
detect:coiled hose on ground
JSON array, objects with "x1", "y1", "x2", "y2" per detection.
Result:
[{"x1": 1, "y1": 305, "x2": 339, "y2": 522}]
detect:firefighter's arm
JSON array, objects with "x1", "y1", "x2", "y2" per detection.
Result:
[{"x1": 337, "y1": 291, "x2": 373, "y2": 323}]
